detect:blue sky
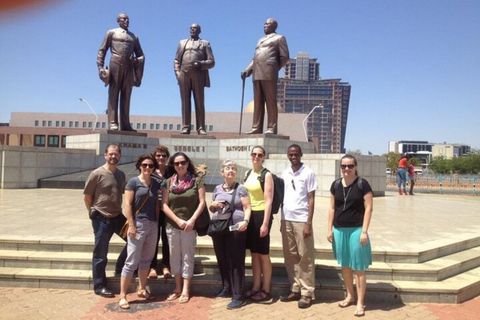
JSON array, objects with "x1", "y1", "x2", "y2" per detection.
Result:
[{"x1": 0, "y1": 0, "x2": 479, "y2": 155}]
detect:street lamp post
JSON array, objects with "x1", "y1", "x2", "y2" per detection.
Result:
[
  {"x1": 78, "y1": 98, "x2": 98, "y2": 131},
  {"x1": 302, "y1": 104, "x2": 322, "y2": 142}
]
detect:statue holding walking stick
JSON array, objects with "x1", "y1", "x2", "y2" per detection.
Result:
[{"x1": 241, "y1": 18, "x2": 289, "y2": 135}]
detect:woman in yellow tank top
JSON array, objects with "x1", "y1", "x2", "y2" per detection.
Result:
[{"x1": 243, "y1": 146, "x2": 274, "y2": 302}]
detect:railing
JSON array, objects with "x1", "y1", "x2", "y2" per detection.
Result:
[{"x1": 386, "y1": 174, "x2": 478, "y2": 195}]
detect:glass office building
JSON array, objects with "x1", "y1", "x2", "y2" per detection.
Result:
[{"x1": 278, "y1": 53, "x2": 351, "y2": 153}]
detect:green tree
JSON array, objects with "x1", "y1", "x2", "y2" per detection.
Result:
[
  {"x1": 429, "y1": 155, "x2": 452, "y2": 174},
  {"x1": 382, "y1": 152, "x2": 401, "y2": 173},
  {"x1": 462, "y1": 151, "x2": 480, "y2": 174}
]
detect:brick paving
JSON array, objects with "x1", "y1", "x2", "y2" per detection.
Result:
[{"x1": 1, "y1": 287, "x2": 479, "y2": 320}]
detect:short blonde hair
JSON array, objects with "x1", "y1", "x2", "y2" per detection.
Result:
[{"x1": 221, "y1": 160, "x2": 237, "y2": 172}]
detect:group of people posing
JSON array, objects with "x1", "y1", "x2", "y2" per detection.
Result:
[{"x1": 84, "y1": 144, "x2": 373, "y2": 317}]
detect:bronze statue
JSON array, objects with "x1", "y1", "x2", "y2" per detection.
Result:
[
  {"x1": 174, "y1": 24, "x2": 215, "y2": 135},
  {"x1": 97, "y1": 13, "x2": 145, "y2": 132},
  {"x1": 241, "y1": 18, "x2": 289, "y2": 134}
]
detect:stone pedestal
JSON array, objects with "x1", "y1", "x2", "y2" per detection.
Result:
[
  {"x1": 157, "y1": 135, "x2": 314, "y2": 169},
  {"x1": 4, "y1": 132, "x2": 385, "y2": 196},
  {"x1": 65, "y1": 132, "x2": 158, "y2": 163}
]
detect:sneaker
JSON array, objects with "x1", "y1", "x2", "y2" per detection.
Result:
[
  {"x1": 280, "y1": 291, "x2": 301, "y2": 302},
  {"x1": 216, "y1": 288, "x2": 232, "y2": 298},
  {"x1": 298, "y1": 296, "x2": 312, "y2": 309},
  {"x1": 227, "y1": 299, "x2": 246, "y2": 309}
]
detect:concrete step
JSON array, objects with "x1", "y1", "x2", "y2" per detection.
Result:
[
  {"x1": 1, "y1": 265, "x2": 479, "y2": 304},
  {"x1": 2, "y1": 235, "x2": 480, "y2": 264},
  {"x1": 2, "y1": 246, "x2": 480, "y2": 283}
]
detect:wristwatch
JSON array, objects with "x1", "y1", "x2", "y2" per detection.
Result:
[{"x1": 244, "y1": 219, "x2": 250, "y2": 223}]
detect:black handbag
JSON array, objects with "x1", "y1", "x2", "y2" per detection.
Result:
[
  {"x1": 195, "y1": 205, "x2": 211, "y2": 237},
  {"x1": 208, "y1": 183, "x2": 238, "y2": 237}
]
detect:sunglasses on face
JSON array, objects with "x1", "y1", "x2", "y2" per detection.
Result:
[
  {"x1": 173, "y1": 160, "x2": 188, "y2": 167},
  {"x1": 155, "y1": 154, "x2": 168, "y2": 158},
  {"x1": 340, "y1": 164, "x2": 355, "y2": 169},
  {"x1": 251, "y1": 153, "x2": 264, "y2": 158},
  {"x1": 141, "y1": 163, "x2": 155, "y2": 169}
]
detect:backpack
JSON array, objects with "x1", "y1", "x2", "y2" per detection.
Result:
[
  {"x1": 244, "y1": 168, "x2": 284, "y2": 214},
  {"x1": 334, "y1": 177, "x2": 364, "y2": 193}
]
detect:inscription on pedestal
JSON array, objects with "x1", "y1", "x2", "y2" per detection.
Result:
[{"x1": 118, "y1": 142, "x2": 148, "y2": 149}]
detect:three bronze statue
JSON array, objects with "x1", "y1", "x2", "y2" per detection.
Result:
[{"x1": 98, "y1": 14, "x2": 289, "y2": 135}]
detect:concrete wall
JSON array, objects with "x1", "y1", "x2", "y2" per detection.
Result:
[
  {"x1": 2, "y1": 134, "x2": 386, "y2": 196},
  {"x1": 0, "y1": 145, "x2": 96, "y2": 189},
  {"x1": 268, "y1": 153, "x2": 386, "y2": 197}
]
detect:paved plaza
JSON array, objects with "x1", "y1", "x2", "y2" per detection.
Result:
[
  {"x1": 0, "y1": 287, "x2": 479, "y2": 320},
  {"x1": 0, "y1": 189, "x2": 479, "y2": 319}
]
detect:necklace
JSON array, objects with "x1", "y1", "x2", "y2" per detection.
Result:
[{"x1": 343, "y1": 184, "x2": 352, "y2": 210}]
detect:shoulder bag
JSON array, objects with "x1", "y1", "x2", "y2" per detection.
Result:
[
  {"x1": 207, "y1": 183, "x2": 238, "y2": 237},
  {"x1": 120, "y1": 181, "x2": 152, "y2": 239}
]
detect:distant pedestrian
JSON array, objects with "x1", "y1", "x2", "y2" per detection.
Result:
[
  {"x1": 397, "y1": 155, "x2": 408, "y2": 195},
  {"x1": 408, "y1": 159, "x2": 416, "y2": 195},
  {"x1": 279, "y1": 144, "x2": 317, "y2": 309},
  {"x1": 83, "y1": 144, "x2": 128, "y2": 298},
  {"x1": 327, "y1": 154, "x2": 373, "y2": 317}
]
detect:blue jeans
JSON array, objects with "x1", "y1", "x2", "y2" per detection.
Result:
[
  {"x1": 397, "y1": 168, "x2": 407, "y2": 189},
  {"x1": 91, "y1": 214, "x2": 127, "y2": 292}
]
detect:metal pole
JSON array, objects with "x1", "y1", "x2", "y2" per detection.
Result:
[
  {"x1": 238, "y1": 78, "x2": 246, "y2": 135},
  {"x1": 78, "y1": 98, "x2": 98, "y2": 131},
  {"x1": 302, "y1": 105, "x2": 321, "y2": 142}
]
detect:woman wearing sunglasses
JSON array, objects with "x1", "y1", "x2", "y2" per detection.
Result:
[
  {"x1": 149, "y1": 146, "x2": 172, "y2": 279},
  {"x1": 327, "y1": 154, "x2": 373, "y2": 317},
  {"x1": 243, "y1": 146, "x2": 274, "y2": 302},
  {"x1": 119, "y1": 154, "x2": 160, "y2": 309},
  {"x1": 162, "y1": 152, "x2": 206, "y2": 304}
]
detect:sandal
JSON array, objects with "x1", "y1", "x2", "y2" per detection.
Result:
[
  {"x1": 338, "y1": 298, "x2": 356, "y2": 308},
  {"x1": 167, "y1": 291, "x2": 181, "y2": 301},
  {"x1": 137, "y1": 289, "x2": 155, "y2": 300},
  {"x1": 179, "y1": 294, "x2": 190, "y2": 303},
  {"x1": 244, "y1": 288, "x2": 258, "y2": 299},
  {"x1": 354, "y1": 307, "x2": 365, "y2": 317},
  {"x1": 148, "y1": 269, "x2": 158, "y2": 279},
  {"x1": 118, "y1": 297, "x2": 130, "y2": 310},
  {"x1": 162, "y1": 268, "x2": 172, "y2": 279},
  {"x1": 251, "y1": 289, "x2": 271, "y2": 302}
]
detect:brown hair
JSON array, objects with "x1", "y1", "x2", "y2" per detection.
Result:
[
  {"x1": 167, "y1": 152, "x2": 198, "y2": 177},
  {"x1": 153, "y1": 145, "x2": 170, "y2": 158},
  {"x1": 341, "y1": 154, "x2": 358, "y2": 176},
  {"x1": 135, "y1": 153, "x2": 159, "y2": 172}
]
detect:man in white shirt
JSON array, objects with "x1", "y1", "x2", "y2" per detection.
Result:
[{"x1": 280, "y1": 144, "x2": 317, "y2": 308}]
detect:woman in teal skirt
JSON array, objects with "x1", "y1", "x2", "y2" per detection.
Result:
[{"x1": 327, "y1": 154, "x2": 373, "y2": 317}]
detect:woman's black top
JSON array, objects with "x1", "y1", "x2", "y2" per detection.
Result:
[{"x1": 330, "y1": 177, "x2": 372, "y2": 228}]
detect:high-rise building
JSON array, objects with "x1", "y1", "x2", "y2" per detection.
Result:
[
  {"x1": 278, "y1": 52, "x2": 350, "y2": 153},
  {"x1": 283, "y1": 52, "x2": 320, "y2": 81}
]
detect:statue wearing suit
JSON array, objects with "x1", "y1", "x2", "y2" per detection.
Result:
[
  {"x1": 174, "y1": 24, "x2": 215, "y2": 135},
  {"x1": 97, "y1": 13, "x2": 144, "y2": 132},
  {"x1": 241, "y1": 19, "x2": 289, "y2": 134}
]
